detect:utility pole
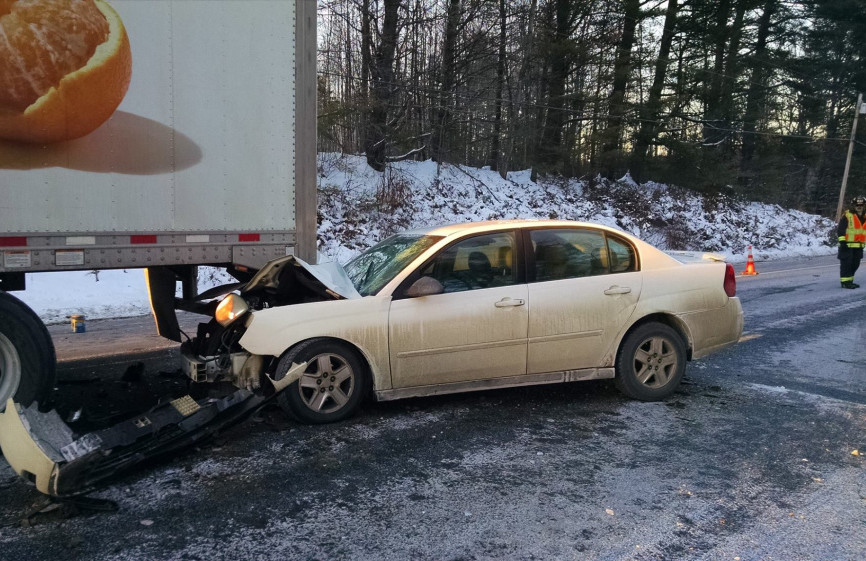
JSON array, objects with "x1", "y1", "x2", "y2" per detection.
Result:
[{"x1": 836, "y1": 93, "x2": 865, "y2": 222}]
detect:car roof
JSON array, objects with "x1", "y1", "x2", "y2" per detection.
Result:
[{"x1": 405, "y1": 219, "x2": 625, "y2": 239}]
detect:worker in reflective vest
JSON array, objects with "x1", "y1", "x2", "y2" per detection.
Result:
[{"x1": 838, "y1": 196, "x2": 866, "y2": 288}]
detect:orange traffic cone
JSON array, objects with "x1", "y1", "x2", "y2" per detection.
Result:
[{"x1": 741, "y1": 245, "x2": 758, "y2": 275}]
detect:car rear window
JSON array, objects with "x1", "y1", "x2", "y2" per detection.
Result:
[{"x1": 530, "y1": 229, "x2": 636, "y2": 281}]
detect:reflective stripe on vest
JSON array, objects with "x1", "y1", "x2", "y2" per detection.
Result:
[{"x1": 844, "y1": 211, "x2": 866, "y2": 248}]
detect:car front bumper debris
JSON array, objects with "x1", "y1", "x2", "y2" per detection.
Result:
[{"x1": 0, "y1": 361, "x2": 306, "y2": 497}]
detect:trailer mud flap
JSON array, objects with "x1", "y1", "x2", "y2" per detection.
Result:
[
  {"x1": 145, "y1": 267, "x2": 183, "y2": 343},
  {"x1": 0, "y1": 391, "x2": 266, "y2": 497}
]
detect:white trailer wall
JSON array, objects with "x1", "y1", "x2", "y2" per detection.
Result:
[{"x1": 0, "y1": 0, "x2": 297, "y2": 234}]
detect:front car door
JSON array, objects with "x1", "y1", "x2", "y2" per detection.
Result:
[
  {"x1": 526, "y1": 228, "x2": 642, "y2": 374},
  {"x1": 389, "y1": 230, "x2": 528, "y2": 388}
]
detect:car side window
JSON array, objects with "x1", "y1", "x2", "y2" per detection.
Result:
[
  {"x1": 530, "y1": 229, "x2": 600, "y2": 281},
  {"x1": 418, "y1": 232, "x2": 517, "y2": 293},
  {"x1": 605, "y1": 236, "x2": 637, "y2": 273}
]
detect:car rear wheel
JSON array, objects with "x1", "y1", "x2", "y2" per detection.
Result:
[
  {"x1": 275, "y1": 339, "x2": 368, "y2": 424},
  {"x1": 614, "y1": 322, "x2": 685, "y2": 401}
]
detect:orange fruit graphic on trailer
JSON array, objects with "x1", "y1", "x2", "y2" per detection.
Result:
[{"x1": 0, "y1": 0, "x2": 132, "y2": 143}]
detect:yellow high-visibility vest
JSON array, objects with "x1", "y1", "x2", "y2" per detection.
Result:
[{"x1": 842, "y1": 211, "x2": 866, "y2": 248}]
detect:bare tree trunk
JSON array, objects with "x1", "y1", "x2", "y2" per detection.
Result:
[
  {"x1": 359, "y1": 0, "x2": 372, "y2": 153},
  {"x1": 631, "y1": 0, "x2": 678, "y2": 181},
  {"x1": 408, "y1": 0, "x2": 424, "y2": 154},
  {"x1": 588, "y1": 54, "x2": 607, "y2": 171},
  {"x1": 508, "y1": 0, "x2": 537, "y2": 173},
  {"x1": 600, "y1": 0, "x2": 641, "y2": 179},
  {"x1": 720, "y1": 2, "x2": 746, "y2": 140},
  {"x1": 703, "y1": 0, "x2": 731, "y2": 144},
  {"x1": 363, "y1": 0, "x2": 401, "y2": 171},
  {"x1": 489, "y1": 0, "x2": 507, "y2": 177},
  {"x1": 803, "y1": 139, "x2": 827, "y2": 214},
  {"x1": 536, "y1": 0, "x2": 577, "y2": 175},
  {"x1": 343, "y1": 0, "x2": 355, "y2": 151},
  {"x1": 430, "y1": 0, "x2": 461, "y2": 163},
  {"x1": 740, "y1": 0, "x2": 777, "y2": 169}
]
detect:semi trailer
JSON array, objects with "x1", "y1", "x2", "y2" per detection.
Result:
[{"x1": 0, "y1": 0, "x2": 317, "y2": 494}]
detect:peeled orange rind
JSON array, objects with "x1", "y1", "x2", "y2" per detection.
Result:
[{"x1": 0, "y1": 0, "x2": 132, "y2": 143}]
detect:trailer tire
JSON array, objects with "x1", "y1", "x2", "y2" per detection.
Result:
[{"x1": 0, "y1": 292, "x2": 56, "y2": 412}]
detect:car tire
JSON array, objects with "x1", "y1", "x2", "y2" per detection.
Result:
[
  {"x1": 614, "y1": 322, "x2": 685, "y2": 401},
  {"x1": 275, "y1": 338, "x2": 368, "y2": 424},
  {"x1": 0, "y1": 291, "x2": 56, "y2": 412}
]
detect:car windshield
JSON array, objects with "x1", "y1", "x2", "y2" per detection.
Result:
[{"x1": 344, "y1": 234, "x2": 443, "y2": 296}]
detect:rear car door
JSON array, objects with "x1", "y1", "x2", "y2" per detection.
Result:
[
  {"x1": 389, "y1": 230, "x2": 528, "y2": 388},
  {"x1": 525, "y1": 228, "x2": 642, "y2": 373}
]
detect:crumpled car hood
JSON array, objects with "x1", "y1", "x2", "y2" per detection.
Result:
[{"x1": 243, "y1": 255, "x2": 362, "y2": 300}]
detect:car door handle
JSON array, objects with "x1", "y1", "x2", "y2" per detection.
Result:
[
  {"x1": 604, "y1": 286, "x2": 632, "y2": 295},
  {"x1": 495, "y1": 298, "x2": 526, "y2": 308}
]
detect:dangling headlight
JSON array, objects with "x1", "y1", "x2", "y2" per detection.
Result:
[{"x1": 215, "y1": 293, "x2": 249, "y2": 326}]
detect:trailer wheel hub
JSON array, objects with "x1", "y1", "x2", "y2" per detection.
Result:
[{"x1": 0, "y1": 332, "x2": 22, "y2": 409}]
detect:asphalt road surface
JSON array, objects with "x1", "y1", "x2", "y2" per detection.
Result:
[{"x1": 1, "y1": 255, "x2": 864, "y2": 560}]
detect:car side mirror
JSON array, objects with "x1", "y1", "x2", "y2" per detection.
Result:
[{"x1": 405, "y1": 276, "x2": 444, "y2": 298}]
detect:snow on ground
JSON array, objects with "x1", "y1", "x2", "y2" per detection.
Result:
[{"x1": 17, "y1": 153, "x2": 836, "y2": 324}]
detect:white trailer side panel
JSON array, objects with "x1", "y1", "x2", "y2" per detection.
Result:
[{"x1": 0, "y1": 0, "x2": 297, "y2": 234}]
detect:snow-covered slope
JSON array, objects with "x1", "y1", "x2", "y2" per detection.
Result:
[{"x1": 317, "y1": 153, "x2": 833, "y2": 264}]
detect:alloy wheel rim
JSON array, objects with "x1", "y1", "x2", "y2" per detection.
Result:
[
  {"x1": 633, "y1": 335, "x2": 677, "y2": 388},
  {"x1": 297, "y1": 353, "x2": 355, "y2": 414}
]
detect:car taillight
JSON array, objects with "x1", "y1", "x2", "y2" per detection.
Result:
[{"x1": 724, "y1": 263, "x2": 736, "y2": 297}]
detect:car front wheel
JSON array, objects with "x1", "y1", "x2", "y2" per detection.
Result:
[
  {"x1": 275, "y1": 339, "x2": 368, "y2": 424},
  {"x1": 614, "y1": 322, "x2": 686, "y2": 401}
]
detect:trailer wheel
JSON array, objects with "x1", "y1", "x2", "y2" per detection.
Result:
[
  {"x1": 0, "y1": 292, "x2": 56, "y2": 412},
  {"x1": 275, "y1": 338, "x2": 368, "y2": 424}
]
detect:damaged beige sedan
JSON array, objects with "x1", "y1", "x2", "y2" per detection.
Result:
[
  {"x1": 0, "y1": 220, "x2": 743, "y2": 495},
  {"x1": 189, "y1": 219, "x2": 743, "y2": 423}
]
